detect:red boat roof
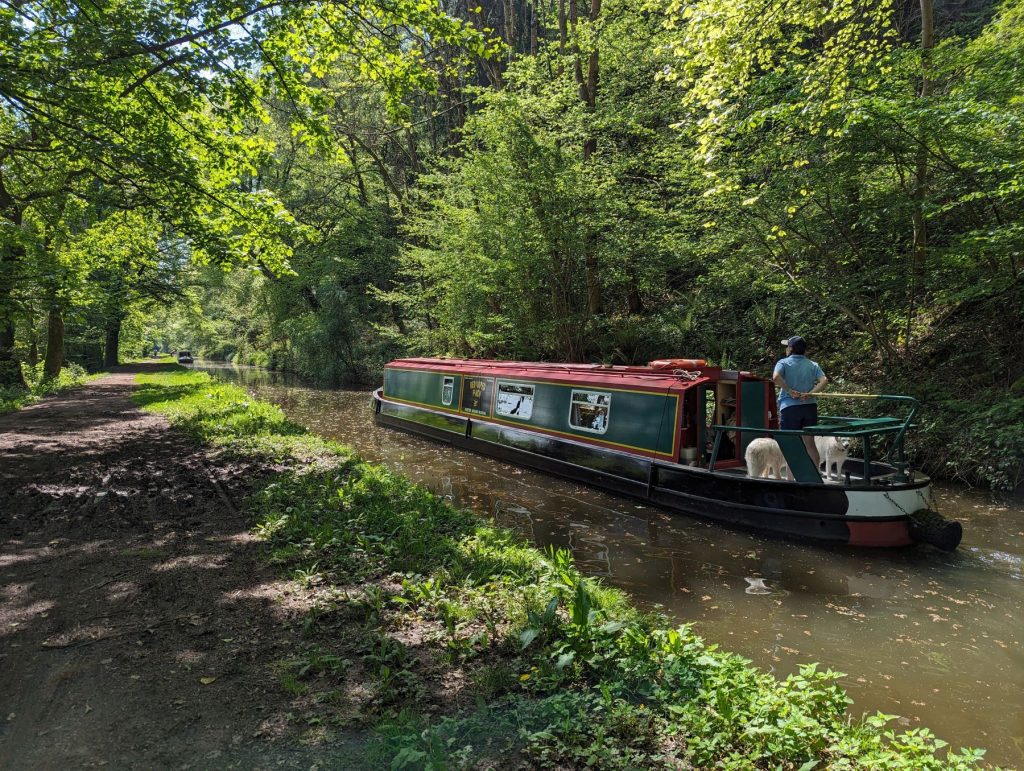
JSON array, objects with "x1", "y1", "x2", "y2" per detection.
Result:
[{"x1": 385, "y1": 357, "x2": 734, "y2": 391}]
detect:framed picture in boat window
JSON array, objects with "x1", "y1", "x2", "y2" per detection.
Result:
[
  {"x1": 568, "y1": 389, "x2": 611, "y2": 434},
  {"x1": 495, "y1": 381, "x2": 535, "y2": 420},
  {"x1": 441, "y1": 376, "x2": 455, "y2": 406},
  {"x1": 461, "y1": 376, "x2": 494, "y2": 416}
]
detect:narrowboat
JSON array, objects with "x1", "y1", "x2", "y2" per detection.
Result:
[{"x1": 372, "y1": 358, "x2": 962, "y2": 551}]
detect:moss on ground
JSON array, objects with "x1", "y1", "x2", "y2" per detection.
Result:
[{"x1": 134, "y1": 367, "x2": 993, "y2": 770}]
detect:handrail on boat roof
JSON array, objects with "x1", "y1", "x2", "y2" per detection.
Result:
[{"x1": 814, "y1": 393, "x2": 918, "y2": 459}]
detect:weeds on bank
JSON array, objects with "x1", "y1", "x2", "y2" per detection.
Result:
[
  {"x1": 136, "y1": 369, "x2": 992, "y2": 770},
  {"x1": 0, "y1": 362, "x2": 97, "y2": 415}
]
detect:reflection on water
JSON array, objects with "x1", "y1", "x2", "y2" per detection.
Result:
[{"x1": 194, "y1": 362, "x2": 1024, "y2": 766}]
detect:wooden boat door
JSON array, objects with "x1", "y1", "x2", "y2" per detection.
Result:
[{"x1": 678, "y1": 388, "x2": 700, "y2": 464}]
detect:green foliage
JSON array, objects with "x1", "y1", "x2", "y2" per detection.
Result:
[
  {"x1": 1, "y1": 0, "x2": 484, "y2": 386},
  {"x1": 136, "y1": 368, "x2": 993, "y2": 768},
  {"x1": 661, "y1": 0, "x2": 1023, "y2": 366},
  {"x1": 390, "y1": 1, "x2": 692, "y2": 361},
  {"x1": 0, "y1": 362, "x2": 95, "y2": 415},
  {"x1": 927, "y1": 396, "x2": 1024, "y2": 491},
  {"x1": 155, "y1": 80, "x2": 415, "y2": 385},
  {"x1": 0, "y1": 0, "x2": 1018, "y2": 483}
]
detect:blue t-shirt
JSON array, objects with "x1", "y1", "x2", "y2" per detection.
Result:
[{"x1": 774, "y1": 355, "x2": 825, "y2": 411}]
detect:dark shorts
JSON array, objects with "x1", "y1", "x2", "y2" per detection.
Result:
[{"x1": 780, "y1": 403, "x2": 818, "y2": 430}]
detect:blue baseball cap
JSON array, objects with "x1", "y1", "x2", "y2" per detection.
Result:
[{"x1": 781, "y1": 335, "x2": 806, "y2": 353}]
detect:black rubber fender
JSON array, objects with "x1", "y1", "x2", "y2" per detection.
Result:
[{"x1": 908, "y1": 508, "x2": 963, "y2": 552}]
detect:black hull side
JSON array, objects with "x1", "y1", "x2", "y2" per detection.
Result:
[{"x1": 372, "y1": 394, "x2": 926, "y2": 547}]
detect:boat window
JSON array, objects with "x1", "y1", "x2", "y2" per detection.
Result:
[
  {"x1": 496, "y1": 381, "x2": 534, "y2": 420},
  {"x1": 569, "y1": 390, "x2": 611, "y2": 434},
  {"x1": 441, "y1": 376, "x2": 455, "y2": 406}
]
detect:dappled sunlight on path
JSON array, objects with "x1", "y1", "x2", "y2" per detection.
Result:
[{"x1": 0, "y1": 366, "x2": 366, "y2": 768}]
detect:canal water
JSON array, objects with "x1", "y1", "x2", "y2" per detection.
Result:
[{"x1": 193, "y1": 362, "x2": 1023, "y2": 766}]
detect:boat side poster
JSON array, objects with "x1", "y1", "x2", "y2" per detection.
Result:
[{"x1": 461, "y1": 376, "x2": 493, "y2": 416}]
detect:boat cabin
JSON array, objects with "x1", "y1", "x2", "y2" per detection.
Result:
[{"x1": 381, "y1": 358, "x2": 776, "y2": 468}]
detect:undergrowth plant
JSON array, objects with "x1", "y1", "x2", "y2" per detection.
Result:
[
  {"x1": 135, "y1": 367, "x2": 993, "y2": 769},
  {"x1": 0, "y1": 363, "x2": 97, "y2": 415}
]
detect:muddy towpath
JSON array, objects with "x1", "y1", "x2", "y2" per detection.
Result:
[{"x1": 0, "y1": 366, "x2": 356, "y2": 769}]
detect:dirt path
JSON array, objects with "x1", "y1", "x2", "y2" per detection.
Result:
[{"x1": 0, "y1": 366, "x2": 358, "y2": 769}]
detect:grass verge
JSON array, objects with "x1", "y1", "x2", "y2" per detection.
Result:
[
  {"x1": 0, "y1": 363, "x2": 102, "y2": 415},
  {"x1": 134, "y1": 367, "x2": 991, "y2": 769}
]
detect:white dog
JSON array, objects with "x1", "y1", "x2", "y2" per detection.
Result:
[
  {"x1": 745, "y1": 438, "x2": 788, "y2": 479},
  {"x1": 814, "y1": 436, "x2": 850, "y2": 481}
]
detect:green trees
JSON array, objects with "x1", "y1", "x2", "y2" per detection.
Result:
[
  {"x1": 392, "y1": 0, "x2": 692, "y2": 360},
  {"x1": 0, "y1": 0, "x2": 477, "y2": 381},
  {"x1": 167, "y1": 73, "x2": 425, "y2": 383},
  {"x1": 665, "y1": 0, "x2": 1023, "y2": 362}
]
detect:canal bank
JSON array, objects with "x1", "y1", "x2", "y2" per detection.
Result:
[{"x1": 192, "y1": 360, "x2": 1024, "y2": 767}]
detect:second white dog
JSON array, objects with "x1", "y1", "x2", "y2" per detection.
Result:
[{"x1": 814, "y1": 435, "x2": 850, "y2": 481}]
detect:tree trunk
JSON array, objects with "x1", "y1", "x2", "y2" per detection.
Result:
[
  {"x1": 556, "y1": 0, "x2": 568, "y2": 76},
  {"x1": 0, "y1": 317, "x2": 24, "y2": 387},
  {"x1": 340, "y1": 139, "x2": 369, "y2": 206},
  {"x1": 574, "y1": 0, "x2": 603, "y2": 316},
  {"x1": 550, "y1": 285, "x2": 582, "y2": 361},
  {"x1": 907, "y1": 0, "x2": 933, "y2": 351},
  {"x1": 503, "y1": 0, "x2": 515, "y2": 57},
  {"x1": 0, "y1": 243, "x2": 25, "y2": 387},
  {"x1": 465, "y1": 0, "x2": 504, "y2": 87},
  {"x1": 43, "y1": 307, "x2": 64, "y2": 379},
  {"x1": 530, "y1": 0, "x2": 538, "y2": 55},
  {"x1": 0, "y1": 174, "x2": 28, "y2": 387},
  {"x1": 390, "y1": 303, "x2": 407, "y2": 335},
  {"x1": 104, "y1": 317, "x2": 122, "y2": 368},
  {"x1": 584, "y1": 244, "x2": 601, "y2": 315},
  {"x1": 626, "y1": 280, "x2": 644, "y2": 314}
]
